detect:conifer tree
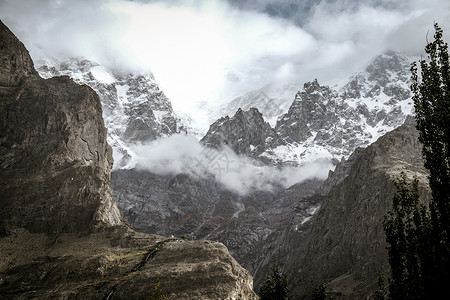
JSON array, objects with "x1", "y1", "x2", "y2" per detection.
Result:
[{"x1": 259, "y1": 264, "x2": 289, "y2": 300}]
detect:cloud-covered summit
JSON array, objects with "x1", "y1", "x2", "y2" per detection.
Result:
[{"x1": 1, "y1": 0, "x2": 449, "y2": 114}]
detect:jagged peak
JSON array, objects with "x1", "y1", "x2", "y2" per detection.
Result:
[{"x1": 0, "y1": 20, "x2": 39, "y2": 86}]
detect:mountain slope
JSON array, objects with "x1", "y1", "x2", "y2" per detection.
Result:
[
  {"x1": 202, "y1": 51, "x2": 414, "y2": 167},
  {"x1": 36, "y1": 58, "x2": 178, "y2": 168},
  {"x1": 252, "y1": 122, "x2": 430, "y2": 298},
  {"x1": 0, "y1": 20, "x2": 257, "y2": 300},
  {"x1": 200, "y1": 107, "x2": 283, "y2": 157}
]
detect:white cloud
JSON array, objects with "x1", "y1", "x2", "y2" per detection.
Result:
[
  {"x1": 1, "y1": 0, "x2": 449, "y2": 113},
  {"x1": 130, "y1": 134, "x2": 333, "y2": 195}
]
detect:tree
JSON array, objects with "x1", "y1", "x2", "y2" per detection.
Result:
[
  {"x1": 311, "y1": 283, "x2": 334, "y2": 300},
  {"x1": 149, "y1": 278, "x2": 167, "y2": 300},
  {"x1": 384, "y1": 22, "x2": 450, "y2": 299},
  {"x1": 411, "y1": 22, "x2": 450, "y2": 298},
  {"x1": 383, "y1": 174, "x2": 430, "y2": 299},
  {"x1": 259, "y1": 264, "x2": 289, "y2": 300}
]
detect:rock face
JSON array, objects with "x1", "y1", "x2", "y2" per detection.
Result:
[
  {"x1": 200, "y1": 107, "x2": 282, "y2": 157},
  {"x1": 36, "y1": 57, "x2": 178, "y2": 168},
  {"x1": 252, "y1": 123, "x2": 430, "y2": 298},
  {"x1": 0, "y1": 20, "x2": 257, "y2": 299},
  {"x1": 0, "y1": 22, "x2": 38, "y2": 86},
  {"x1": 0, "y1": 24, "x2": 122, "y2": 234},
  {"x1": 203, "y1": 51, "x2": 414, "y2": 166},
  {"x1": 0, "y1": 227, "x2": 257, "y2": 300},
  {"x1": 112, "y1": 168, "x2": 302, "y2": 264}
]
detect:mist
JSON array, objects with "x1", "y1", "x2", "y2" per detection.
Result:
[
  {"x1": 1, "y1": 0, "x2": 449, "y2": 114},
  {"x1": 129, "y1": 134, "x2": 334, "y2": 195}
]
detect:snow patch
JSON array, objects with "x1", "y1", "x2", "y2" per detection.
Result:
[{"x1": 90, "y1": 66, "x2": 115, "y2": 84}]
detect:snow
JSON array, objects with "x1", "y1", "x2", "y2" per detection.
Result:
[
  {"x1": 90, "y1": 66, "x2": 115, "y2": 84},
  {"x1": 232, "y1": 201, "x2": 245, "y2": 219},
  {"x1": 116, "y1": 84, "x2": 130, "y2": 107}
]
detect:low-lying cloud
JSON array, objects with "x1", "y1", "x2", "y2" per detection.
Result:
[{"x1": 129, "y1": 134, "x2": 333, "y2": 195}]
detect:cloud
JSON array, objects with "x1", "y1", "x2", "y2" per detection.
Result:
[
  {"x1": 130, "y1": 134, "x2": 333, "y2": 195},
  {"x1": 1, "y1": 0, "x2": 449, "y2": 114}
]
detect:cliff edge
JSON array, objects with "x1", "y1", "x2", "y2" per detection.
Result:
[{"x1": 0, "y1": 20, "x2": 257, "y2": 299}]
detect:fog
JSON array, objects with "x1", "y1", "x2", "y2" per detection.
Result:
[
  {"x1": 130, "y1": 134, "x2": 333, "y2": 195},
  {"x1": 1, "y1": 0, "x2": 449, "y2": 113}
]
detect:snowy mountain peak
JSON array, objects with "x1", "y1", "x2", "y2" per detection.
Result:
[
  {"x1": 342, "y1": 50, "x2": 412, "y2": 101},
  {"x1": 36, "y1": 57, "x2": 178, "y2": 168},
  {"x1": 201, "y1": 107, "x2": 282, "y2": 157}
]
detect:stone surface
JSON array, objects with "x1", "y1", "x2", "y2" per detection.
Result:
[
  {"x1": 0, "y1": 25, "x2": 122, "y2": 234},
  {"x1": 0, "y1": 227, "x2": 257, "y2": 300},
  {"x1": 251, "y1": 123, "x2": 430, "y2": 299},
  {"x1": 201, "y1": 107, "x2": 283, "y2": 158},
  {"x1": 0, "y1": 20, "x2": 258, "y2": 300},
  {"x1": 36, "y1": 57, "x2": 179, "y2": 168},
  {"x1": 0, "y1": 20, "x2": 38, "y2": 87}
]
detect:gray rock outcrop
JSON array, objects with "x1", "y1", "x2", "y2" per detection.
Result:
[
  {"x1": 0, "y1": 20, "x2": 258, "y2": 300},
  {"x1": 0, "y1": 22, "x2": 122, "y2": 234},
  {"x1": 201, "y1": 107, "x2": 283, "y2": 157},
  {"x1": 252, "y1": 123, "x2": 430, "y2": 298}
]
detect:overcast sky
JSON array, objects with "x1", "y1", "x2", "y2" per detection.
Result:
[{"x1": 1, "y1": 0, "x2": 449, "y2": 112}]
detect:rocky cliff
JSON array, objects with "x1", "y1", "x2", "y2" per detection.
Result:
[
  {"x1": 0, "y1": 22, "x2": 122, "y2": 234},
  {"x1": 252, "y1": 123, "x2": 430, "y2": 298},
  {"x1": 0, "y1": 20, "x2": 257, "y2": 299},
  {"x1": 112, "y1": 168, "x2": 295, "y2": 263},
  {"x1": 201, "y1": 107, "x2": 283, "y2": 157},
  {"x1": 36, "y1": 57, "x2": 179, "y2": 168},
  {"x1": 203, "y1": 51, "x2": 414, "y2": 167}
]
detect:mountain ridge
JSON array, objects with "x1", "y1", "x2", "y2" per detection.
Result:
[{"x1": 0, "y1": 20, "x2": 258, "y2": 299}]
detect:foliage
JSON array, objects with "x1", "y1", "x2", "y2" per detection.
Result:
[
  {"x1": 149, "y1": 278, "x2": 167, "y2": 300},
  {"x1": 383, "y1": 174, "x2": 430, "y2": 299},
  {"x1": 311, "y1": 283, "x2": 334, "y2": 300},
  {"x1": 384, "y1": 22, "x2": 450, "y2": 299},
  {"x1": 373, "y1": 275, "x2": 387, "y2": 300},
  {"x1": 259, "y1": 264, "x2": 289, "y2": 300}
]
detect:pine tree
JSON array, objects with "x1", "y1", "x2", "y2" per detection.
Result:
[
  {"x1": 311, "y1": 282, "x2": 334, "y2": 300},
  {"x1": 259, "y1": 264, "x2": 289, "y2": 300}
]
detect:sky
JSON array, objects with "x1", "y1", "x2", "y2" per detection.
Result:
[
  {"x1": 1, "y1": 0, "x2": 449, "y2": 194},
  {"x1": 1, "y1": 0, "x2": 450, "y2": 113}
]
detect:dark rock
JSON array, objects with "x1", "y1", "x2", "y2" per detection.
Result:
[
  {"x1": 252, "y1": 124, "x2": 430, "y2": 299},
  {"x1": 0, "y1": 20, "x2": 258, "y2": 299},
  {"x1": 0, "y1": 20, "x2": 38, "y2": 87},
  {"x1": 201, "y1": 107, "x2": 283, "y2": 157},
  {"x1": 0, "y1": 30, "x2": 121, "y2": 234}
]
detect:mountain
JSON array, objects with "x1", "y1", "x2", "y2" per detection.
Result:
[
  {"x1": 251, "y1": 121, "x2": 430, "y2": 298},
  {"x1": 200, "y1": 107, "x2": 284, "y2": 157},
  {"x1": 36, "y1": 58, "x2": 179, "y2": 168},
  {"x1": 109, "y1": 50, "x2": 418, "y2": 291},
  {"x1": 219, "y1": 83, "x2": 298, "y2": 126},
  {"x1": 0, "y1": 20, "x2": 257, "y2": 299},
  {"x1": 112, "y1": 168, "x2": 301, "y2": 263},
  {"x1": 202, "y1": 50, "x2": 414, "y2": 167}
]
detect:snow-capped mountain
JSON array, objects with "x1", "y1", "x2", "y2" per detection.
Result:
[
  {"x1": 218, "y1": 83, "x2": 298, "y2": 126},
  {"x1": 201, "y1": 107, "x2": 283, "y2": 157},
  {"x1": 202, "y1": 50, "x2": 415, "y2": 166},
  {"x1": 36, "y1": 57, "x2": 179, "y2": 168}
]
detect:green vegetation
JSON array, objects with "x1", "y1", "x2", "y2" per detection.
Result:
[
  {"x1": 149, "y1": 278, "x2": 167, "y2": 300},
  {"x1": 383, "y1": 23, "x2": 450, "y2": 299},
  {"x1": 259, "y1": 264, "x2": 289, "y2": 300},
  {"x1": 311, "y1": 283, "x2": 334, "y2": 300}
]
